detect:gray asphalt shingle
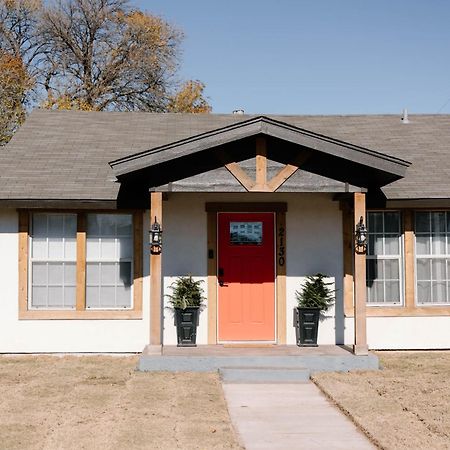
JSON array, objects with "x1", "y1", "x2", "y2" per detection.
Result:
[{"x1": 0, "y1": 109, "x2": 449, "y2": 201}]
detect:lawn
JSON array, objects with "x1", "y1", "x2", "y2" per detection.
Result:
[
  {"x1": 313, "y1": 351, "x2": 450, "y2": 450},
  {"x1": 0, "y1": 356, "x2": 241, "y2": 450}
]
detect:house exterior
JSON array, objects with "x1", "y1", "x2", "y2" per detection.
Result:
[{"x1": 0, "y1": 110, "x2": 449, "y2": 354}]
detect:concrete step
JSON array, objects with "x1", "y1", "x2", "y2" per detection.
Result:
[{"x1": 219, "y1": 366, "x2": 311, "y2": 384}]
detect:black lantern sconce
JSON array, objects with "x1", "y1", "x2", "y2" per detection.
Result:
[
  {"x1": 355, "y1": 216, "x2": 368, "y2": 253},
  {"x1": 150, "y1": 216, "x2": 162, "y2": 254}
]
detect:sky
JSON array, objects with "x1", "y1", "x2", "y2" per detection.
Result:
[{"x1": 136, "y1": 0, "x2": 450, "y2": 115}]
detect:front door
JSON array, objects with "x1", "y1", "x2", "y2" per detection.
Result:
[{"x1": 218, "y1": 212, "x2": 275, "y2": 341}]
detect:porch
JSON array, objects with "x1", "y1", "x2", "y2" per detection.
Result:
[{"x1": 139, "y1": 345, "x2": 379, "y2": 379}]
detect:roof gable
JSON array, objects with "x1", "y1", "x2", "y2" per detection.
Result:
[{"x1": 109, "y1": 116, "x2": 410, "y2": 191}]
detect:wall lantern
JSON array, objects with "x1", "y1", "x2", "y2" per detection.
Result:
[
  {"x1": 355, "y1": 216, "x2": 368, "y2": 253},
  {"x1": 150, "y1": 216, "x2": 162, "y2": 254}
]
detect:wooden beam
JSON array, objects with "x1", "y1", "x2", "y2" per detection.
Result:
[
  {"x1": 207, "y1": 212, "x2": 218, "y2": 344},
  {"x1": 267, "y1": 151, "x2": 311, "y2": 192},
  {"x1": 133, "y1": 211, "x2": 143, "y2": 314},
  {"x1": 18, "y1": 211, "x2": 29, "y2": 316},
  {"x1": 255, "y1": 136, "x2": 267, "y2": 189},
  {"x1": 150, "y1": 192, "x2": 163, "y2": 345},
  {"x1": 276, "y1": 211, "x2": 287, "y2": 344},
  {"x1": 76, "y1": 214, "x2": 86, "y2": 311},
  {"x1": 225, "y1": 162, "x2": 255, "y2": 191},
  {"x1": 205, "y1": 202, "x2": 287, "y2": 213},
  {"x1": 341, "y1": 203, "x2": 354, "y2": 316},
  {"x1": 353, "y1": 192, "x2": 368, "y2": 355}
]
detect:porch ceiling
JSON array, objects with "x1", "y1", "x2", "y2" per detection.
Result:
[{"x1": 109, "y1": 116, "x2": 410, "y2": 193}]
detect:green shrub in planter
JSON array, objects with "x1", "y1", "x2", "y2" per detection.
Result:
[
  {"x1": 167, "y1": 276, "x2": 205, "y2": 347},
  {"x1": 294, "y1": 273, "x2": 335, "y2": 346}
]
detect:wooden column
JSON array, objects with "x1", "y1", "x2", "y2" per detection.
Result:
[
  {"x1": 403, "y1": 210, "x2": 415, "y2": 312},
  {"x1": 341, "y1": 202, "x2": 354, "y2": 316},
  {"x1": 255, "y1": 136, "x2": 268, "y2": 190},
  {"x1": 353, "y1": 192, "x2": 368, "y2": 355},
  {"x1": 150, "y1": 192, "x2": 163, "y2": 346},
  {"x1": 18, "y1": 211, "x2": 29, "y2": 316}
]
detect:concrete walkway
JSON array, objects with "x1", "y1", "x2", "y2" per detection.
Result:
[{"x1": 222, "y1": 382, "x2": 375, "y2": 450}]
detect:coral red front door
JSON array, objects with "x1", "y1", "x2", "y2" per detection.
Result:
[{"x1": 218, "y1": 213, "x2": 275, "y2": 341}]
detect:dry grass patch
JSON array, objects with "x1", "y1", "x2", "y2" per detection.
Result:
[
  {"x1": 0, "y1": 356, "x2": 241, "y2": 450},
  {"x1": 312, "y1": 351, "x2": 450, "y2": 450}
]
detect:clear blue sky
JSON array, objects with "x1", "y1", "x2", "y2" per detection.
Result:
[{"x1": 137, "y1": 0, "x2": 450, "y2": 115}]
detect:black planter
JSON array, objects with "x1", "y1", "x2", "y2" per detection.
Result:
[
  {"x1": 174, "y1": 307, "x2": 200, "y2": 347},
  {"x1": 294, "y1": 307, "x2": 321, "y2": 347}
]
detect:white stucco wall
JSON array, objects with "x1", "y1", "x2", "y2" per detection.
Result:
[
  {"x1": 161, "y1": 193, "x2": 344, "y2": 346},
  {"x1": 0, "y1": 209, "x2": 150, "y2": 353},
  {"x1": 2, "y1": 194, "x2": 450, "y2": 352}
]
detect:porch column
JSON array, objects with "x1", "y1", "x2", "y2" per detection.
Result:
[
  {"x1": 150, "y1": 191, "x2": 163, "y2": 346},
  {"x1": 353, "y1": 192, "x2": 368, "y2": 355}
]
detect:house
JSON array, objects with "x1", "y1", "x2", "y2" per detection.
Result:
[{"x1": 0, "y1": 109, "x2": 449, "y2": 354}]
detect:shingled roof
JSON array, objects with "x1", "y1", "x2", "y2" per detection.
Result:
[{"x1": 0, "y1": 109, "x2": 449, "y2": 206}]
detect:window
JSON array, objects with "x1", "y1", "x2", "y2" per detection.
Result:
[
  {"x1": 22, "y1": 211, "x2": 142, "y2": 319},
  {"x1": 86, "y1": 214, "x2": 133, "y2": 309},
  {"x1": 230, "y1": 221, "x2": 263, "y2": 245},
  {"x1": 366, "y1": 212, "x2": 403, "y2": 305},
  {"x1": 415, "y1": 211, "x2": 450, "y2": 305},
  {"x1": 30, "y1": 214, "x2": 77, "y2": 309}
]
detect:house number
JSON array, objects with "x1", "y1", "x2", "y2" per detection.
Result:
[{"x1": 278, "y1": 225, "x2": 285, "y2": 267}]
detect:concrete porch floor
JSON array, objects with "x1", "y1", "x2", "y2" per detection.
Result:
[{"x1": 138, "y1": 345, "x2": 379, "y2": 376}]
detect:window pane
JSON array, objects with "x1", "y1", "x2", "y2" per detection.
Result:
[
  {"x1": 32, "y1": 238, "x2": 47, "y2": 259},
  {"x1": 373, "y1": 280, "x2": 384, "y2": 302},
  {"x1": 48, "y1": 238, "x2": 64, "y2": 259},
  {"x1": 373, "y1": 235, "x2": 383, "y2": 254},
  {"x1": 417, "y1": 281, "x2": 432, "y2": 303},
  {"x1": 48, "y1": 263, "x2": 63, "y2": 285},
  {"x1": 416, "y1": 236, "x2": 431, "y2": 255},
  {"x1": 100, "y1": 238, "x2": 116, "y2": 259},
  {"x1": 33, "y1": 214, "x2": 47, "y2": 236},
  {"x1": 385, "y1": 281, "x2": 400, "y2": 303},
  {"x1": 384, "y1": 259, "x2": 399, "y2": 279},
  {"x1": 48, "y1": 286, "x2": 63, "y2": 307},
  {"x1": 432, "y1": 282, "x2": 446, "y2": 303},
  {"x1": 86, "y1": 286, "x2": 99, "y2": 308},
  {"x1": 118, "y1": 237, "x2": 132, "y2": 260},
  {"x1": 431, "y1": 212, "x2": 446, "y2": 233},
  {"x1": 384, "y1": 213, "x2": 400, "y2": 233},
  {"x1": 432, "y1": 259, "x2": 446, "y2": 281},
  {"x1": 100, "y1": 215, "x2": 116, "y2": 235},
  {"x1": 416, "y1": 212, "x2": 430, "y2": 233},
  {"x1": 64, "y1": 238, "x2": 76, "y2": 259},
  {"x1": 48, "y1": 215, "x2": 64, "y2": 238},
  {"x1": 417, "y1": 259, "x2": 431, "y2": 280},
  {"x1": 100, "y1": 287, "x2": 116, "y2": 307},
  {"x1": 385, "y1": 235, "x2": 399, "y2": 255},
  {"x1": 64, "y1": 287, "x2": 76, "y2": 307},
  {"x1": 32, "y1": 286, "x2": 47, "y2": 307},
  {"x1": 32, "y1": 263, "x2": 47, "y2": 285},
  {"x1": 116, "y1": 286, "x2": 131, "y2": 307},
  {"x1": 116, "y1": 215, "x2": 132, "y2": 236},
  {"x1": 87, "y1": 215, "x2": 101, "y2": 235},
  {"x1": 368, "y1": 213, "x2": 383, "y2": 233},
  {"x1": 64, "y1": 263, "x2": 76, "y2": 285},
  {"x1": 86, "y1": 239, "x2": 100, "y2": 259},
  {"x1": 101, "y1": 263, "x2": 116, "y2": 285},
  {"x1": 86, "y1": 263, "x2": 100, "y2": 285},
  {"x1": 432, "y1": 235, "x2": 446, "y2": 255}
]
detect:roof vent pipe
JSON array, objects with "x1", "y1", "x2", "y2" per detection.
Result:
[
  {"x1": 233, "y1": 109, "x2": 244, "y2": 115},
  {"x1": 401, "y1": 108, "x2": 410, "y2": 124}
]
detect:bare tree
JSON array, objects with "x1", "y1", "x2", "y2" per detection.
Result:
[{"x1": 40, "y1": 0, "x2": 189, "y2": 111}]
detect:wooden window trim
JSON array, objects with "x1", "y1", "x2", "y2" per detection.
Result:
[
  {"x1": 19, "y1": 210, "x2": 143, "y2": 320},
  {"x1": 344, "y1": 208, "x2": 450, "y2": 317}
]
